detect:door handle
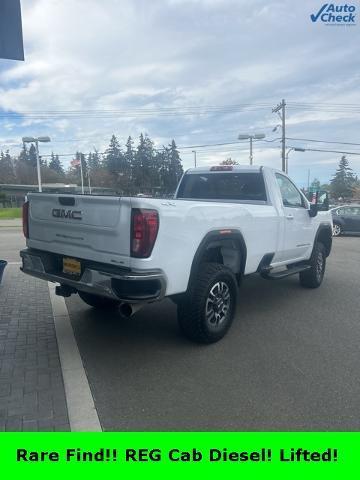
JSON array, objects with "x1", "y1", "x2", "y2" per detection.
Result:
[{"x1": 286, "y1": 214, "x2": 294, "y2": 220}]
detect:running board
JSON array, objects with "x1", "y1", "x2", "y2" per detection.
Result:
[{"x1": 261, "y1": 264, "x2": 311, "y2": 280}]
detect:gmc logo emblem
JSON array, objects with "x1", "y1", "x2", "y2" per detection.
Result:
[{"x1": 52, "y1": 209, "x2": 82, "y2": 220}]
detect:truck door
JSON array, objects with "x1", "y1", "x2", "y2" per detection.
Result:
[{"x1": 275, "y1": 173, "x2": 314, "y2": 262}]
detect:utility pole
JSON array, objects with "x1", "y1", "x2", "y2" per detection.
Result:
[{"x1": 272, "y1": 99, "x2": 286, "y2": 172}]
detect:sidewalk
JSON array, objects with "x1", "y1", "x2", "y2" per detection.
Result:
[
  {"x1": 0, "y1": 219, "x2": 22, "y2": 228},
  {"x1": 0, "y1": 265, "x2": 70, "y2": 431}
]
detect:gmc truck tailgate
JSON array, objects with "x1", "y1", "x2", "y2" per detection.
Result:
[{"x1": 26, "y1": 193, "x2": 132, "y2": 268}]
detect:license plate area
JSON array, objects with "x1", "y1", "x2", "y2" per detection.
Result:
[{"x1": 63, "y1": 257, "x2": 81, "y2": 276}]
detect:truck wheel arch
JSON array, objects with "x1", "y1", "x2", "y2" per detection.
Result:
[
  {"x1": 314, "y1": 223, "x2": 332, "y2": 257},
  {"x1": 188, "y1": 230, "x2": 247, "y2": 289}
]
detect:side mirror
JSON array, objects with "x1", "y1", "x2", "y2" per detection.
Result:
[
  {"x1": 316, "y1": 191, "x2": 330, "y2": 211},
  {"x1": 306, "y1": 190, "x2": 330, "y2": 213},
  {"x1": 309, "y1": 203, "x2": 318, "y2": 217}
]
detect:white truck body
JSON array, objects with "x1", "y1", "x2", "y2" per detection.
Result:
[
  {"x1": 22, "y1": 166, "x2": 331, "y2": 294},
  {"x1": 20, "y1": 165, "x2": 333, "y2": 342}
]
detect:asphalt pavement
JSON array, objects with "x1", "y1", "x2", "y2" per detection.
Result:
[
  {"x1": 63, "y1": 236, "x2": 360, "y2": 431},
  {"x1": 2, "y1": 228, "x2": 359, "y2": 431}
]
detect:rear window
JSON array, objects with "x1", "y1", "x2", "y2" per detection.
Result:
[{"x1": 177, "y1": 172, "x2": 267, "y2": 202}]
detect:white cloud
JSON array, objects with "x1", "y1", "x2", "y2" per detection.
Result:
[{"x1": 0, "y1": 0, "x2": 359, "y2": 183}]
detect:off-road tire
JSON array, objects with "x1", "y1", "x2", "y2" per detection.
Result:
[
  {"x1": 78, "y1": 291, "x2": 120, "y2": 309},
  {"x1": 177, "y1": 263, "x2": 238, "y2": 344},
  {"x1": 299, "y1": 242, "x2": 326, "y2": 289}
]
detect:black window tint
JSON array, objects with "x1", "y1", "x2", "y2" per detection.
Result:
[
  {"x1": 275, "y1": 173, "x2": 303, "y2": 208},
  {"x1": 176, "y1": 172, "x2": 267, "y2": 201}
]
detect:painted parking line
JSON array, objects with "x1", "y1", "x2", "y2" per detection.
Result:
[{"x1": 48, "y1": 282, "x2": 102, "y2": 432}]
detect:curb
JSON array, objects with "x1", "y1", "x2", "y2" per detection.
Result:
[{"x1": 48, "y1": 283, "x2": 102, "y2": 432}]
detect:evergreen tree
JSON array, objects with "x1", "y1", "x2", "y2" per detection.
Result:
[
  {"x1": 133, "y1": 133, "x2": 146, "y2": 190},
  {"x1": 18, "y1": 144, "x2": 28, "y2": 163},
  {"x1": 0, "y1": 150, "x2": 16, "y2": 183},
  {"x1": 330, "y1": 156, "x2": 357, "y2": 199},
  {"x1": 88, "y1": 149, "x2": 101, "y2": 170},
  {"x1": 49, "y1": 152, "x2": 64, "y2": 175},
  {"x1": 156, "y1": 147, "x2": 169, "y2": 193},
  {"x1": 143, "y1": 134, "x2": 158, "y2": 190},
  {"x1": 124, "y1": 136, "x2": 135, "y2": 173},
  {"x1": 309, "y1": 178, "x2": 321, "y2": 192},
  {"x1": 104, "y1": 135, "x2": 123, "y2": 176},
  {"x1": 28, "y1": 144, "x2": 38, "y2": 168},
  {"x1": 156, "y1": 140, "x2": 183, "y2": 194},
  {"x1": 167, "y1": 139, "x2": 183, "y2": 191}
]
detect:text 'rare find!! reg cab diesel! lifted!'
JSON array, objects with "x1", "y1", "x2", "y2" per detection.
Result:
[{"x1": 20, "y1": 165, "x2": 333, "y2": 344}]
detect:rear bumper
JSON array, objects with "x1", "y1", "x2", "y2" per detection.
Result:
[{"x1": 20, "y1": 248, "x2": 166, "y2": 303}]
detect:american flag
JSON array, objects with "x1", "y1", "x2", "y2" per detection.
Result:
[{"x1": 71, "y1": 158, "x2": 81, "y2": 167}]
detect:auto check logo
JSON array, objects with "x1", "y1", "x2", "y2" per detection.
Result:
[{"x1": 310, "y1": 3, "x2": 356, "y2": 24}]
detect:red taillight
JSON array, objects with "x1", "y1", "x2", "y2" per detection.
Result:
[
  {"x1": 22, "y1": 201, "x2": 29, "y2": 239},
  {"x1": 131, "y1": 209, "x2": 159, "y2": 258}
]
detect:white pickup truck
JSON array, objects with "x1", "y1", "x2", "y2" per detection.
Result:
[{"x1": 20, "y1": 165, "x2": 333, "y2": 343}]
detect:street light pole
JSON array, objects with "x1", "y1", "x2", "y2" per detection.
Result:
[
  {"x1": 34, "y1": 140, "x2": 42, "y2": 192},
  {"x1": 285, "y1": 147, "x2": 305, "y2": 174},
  {"x1": 285, "y1": 147, "x2": 293, "y2": 175},
  {"x1": 249, "y1": 136, "x2": 253, "y2": 165},
  {"x1": 192, "y1": 150, "x2": 197, "y2": 168},
  {"x1": 22, "y1": 136, "x2": 51, "y2": 193},
  {"x1": 238, "y1": 133, "x2": 265, "y2": 165}
]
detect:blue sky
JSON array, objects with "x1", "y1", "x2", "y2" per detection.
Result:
[{"x1": 1, "y1": 0, "x2": 360, "y2": 187}]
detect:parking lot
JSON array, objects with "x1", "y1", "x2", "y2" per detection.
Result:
[{"x1": 1, "y1": 227, "x2": 360, "y2": 431}]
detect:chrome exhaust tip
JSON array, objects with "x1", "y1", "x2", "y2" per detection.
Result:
[{"x1": 119, "y1": 303, "x2": 143, "y2": 317}]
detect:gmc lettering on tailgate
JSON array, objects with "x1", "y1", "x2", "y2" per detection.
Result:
[{"x1": 52, "y1": 209, "x2": 82, "y2": 220}]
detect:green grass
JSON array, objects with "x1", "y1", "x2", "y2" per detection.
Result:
[{"x1": 0, "y1": 208, "x2": 22, "y2": 219}]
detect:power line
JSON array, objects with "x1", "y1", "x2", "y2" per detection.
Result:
[
  {"x1": 2, "y1": 102, "x2": 360, "y2": 121},
  {"x1": 0, "y1": 103, "x2": 274, "y2": 119},
  {"x1": 288, "y1": 102, "x2": 360, "y2": 107},
  {"x1": 286, "y1": 137, "x2": 360, "y2": 147},
  {"x1": 179, "y1": 140, "x2": 249, "y2": 149},
  {"x1": 287, "y1": 146, "x2": 360, "y2": 156}
]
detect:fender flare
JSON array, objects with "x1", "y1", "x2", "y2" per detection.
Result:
[
  {"x1": 313, "y1": 222, "x2": 333, "y2": 257},
  {"x1": 187, "y1": 229, "x2": 247, "y2": 290}
]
